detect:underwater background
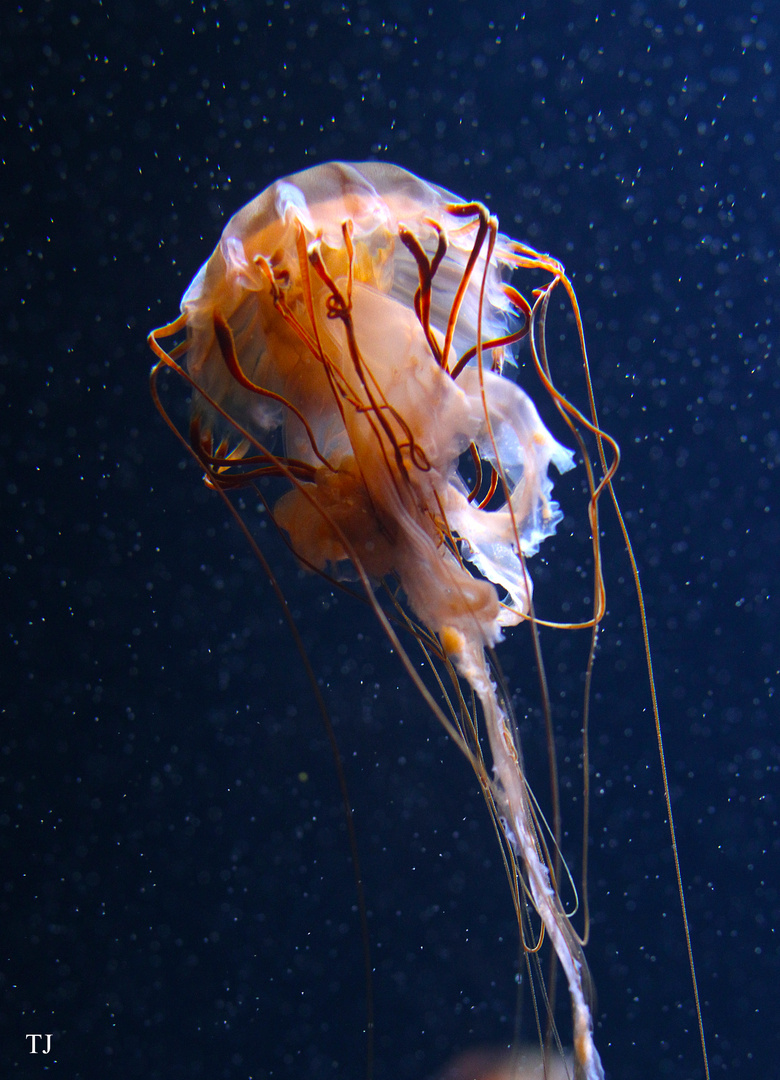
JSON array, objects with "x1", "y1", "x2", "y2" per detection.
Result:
[{"x1": 2, "y1": 1, "x2": 777, "y2": 1077}]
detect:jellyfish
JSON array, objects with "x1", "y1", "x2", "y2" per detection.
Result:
[{"x1": 148, "y1": 161, "x2": 615, "y2": 1079}]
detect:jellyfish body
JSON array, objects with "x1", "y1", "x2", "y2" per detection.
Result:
[{"x1": 149, "y1": 162, "x2": 604, "y2": 1080}]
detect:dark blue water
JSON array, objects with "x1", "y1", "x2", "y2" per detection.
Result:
[{"x1": 2, "y1": 2, "x2": 776, "y2": 1078}]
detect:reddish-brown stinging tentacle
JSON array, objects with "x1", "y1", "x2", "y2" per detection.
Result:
[
  {"x1": 440, "y1": 201, "x2": 490, "y2": 373},
  {"x1": 211, "y1": 311, "x2": 335, "y2": 473},
  {"x1": 450, "y1": 283, "x2": 532, "y2": 380},
  {"x1": 307, "y1": 236, "x2": 432, "y2": 481},
  {"x1": 398, "y1": 223, "x2": 446, "y2": 366},
  {"x1": 188, "y1": 414, "x2": 317, "y2": 488},
  {"x1": 477, "y1": 468, "x2": 499, "y2": 510}
]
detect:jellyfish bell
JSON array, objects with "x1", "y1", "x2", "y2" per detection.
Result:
[
  {"x1": 148, "y1": 162, "x2": 707, "y2": 1080},
  {"x1": 156, "y1": 162, "x2": 576, "y2": 631}
]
